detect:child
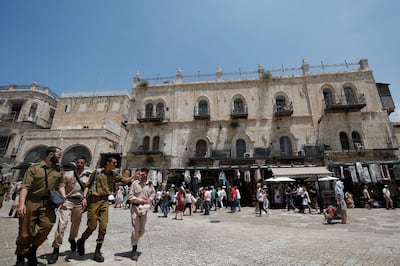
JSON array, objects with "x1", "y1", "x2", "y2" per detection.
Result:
[{"x1": 323, "y1": 205, "x2": 337, "y2": 224}]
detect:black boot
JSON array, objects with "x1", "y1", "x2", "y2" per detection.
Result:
[
  {"x1": 69, "y1": 239, "x2": 77, "y2": 252},
  {"x1": 27, "y1": 245, "x2": 38, "y2": 266},
  {"x1": 8, "y1": 209, "x2": 13, "y2": 217},
  {"x1": 131, "y1": 245, "x2": 139, "y2": 261},
  {"x1": 15, "y1": 255, "x2": 25, "y2": 266},
  {"x1": 77, "y1": 238, "x2": 85, "y2": 256},
  {"x1": 93, "y1": 243, "x2": 104, "y2": 262},
  {"x1": 47, "y1": 247, "x2": 59, "y2": 264}
]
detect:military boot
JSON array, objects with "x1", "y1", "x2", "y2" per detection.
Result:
[
  {"x1": 93, "y1": 243, "x2": 104, "y2": 262},
  {"x1": 69, "y1": 239, "x2": 77, "y2": 252},
  {"x1": 47, "y1": 247, "x2": 59, "y2": 264},
  {"x1": 77, "y1": 238, "x2": 85, "y2": 256},
  {"x1": 131, "y1": 245, "x2": 139, "y2": 261},
  {"x1": 27, "y1": 245, "x2": 38, "y2": 266}
]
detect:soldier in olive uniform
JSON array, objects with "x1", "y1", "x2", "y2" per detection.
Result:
[
  {"x1": 0, "y1": 174, "x2": 10, "y2": 208},
  {"x1": 77, "y1": 157, "x2": 135, "y2": 263},
  {"x1": 15, "y1": 146, "x2": 66, "y2": 266}
]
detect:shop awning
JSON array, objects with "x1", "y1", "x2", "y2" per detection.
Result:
[{"x1": 271, "y1": 166, "x2": 332, "y2": 178}]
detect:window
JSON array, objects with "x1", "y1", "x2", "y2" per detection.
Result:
[
  {"x1": 340, "y1": 132, "x2": 350, "y2": 151},
  {"x1": 276, "y1": 96, "x2": 286, "y2": 109},
  {"x1": 352, "y1": 131, "x2": 363, "y2": 150},
  {"x1": 344, "y1": 87, "x2": 356, "y2": 104},
  {"x1": 28, "y1": 103, "x2": 37, "y2": 120},
  {"x1": 196, "y1": 140, "x2": 207, "y2": 157},
  {"x1": 156, "y1": 103, "x2": 164, "y2": 118},
  {"x1": 236, "y1": 139, "x2": 246, "y2": 157},
  {"x1": 233, "y1": 98, "x2": 245, "y2": 114},
  {"x1": 198, "y1": 100, "x2": 209, "y2": 116},
  {"x1": 152, "y1": 136, "x2": 160, "y2": 151},
  {"x1": 142, "y1": 136, "x2": 150, "y2": 151},
  {"x1": 279, "y1": 136, "x2": 292, "y2": 156},
  {"x1": 11, "y1": 103, "x2": 23, "y2": 119},
  {"x1": 323, "y1": 88, "x2": 334, "y2": 105},
  {"x1": 0, "y1": 136, "x2": 9, "y2": 151},
  {"x1": 145, "y1": 103, "x2": 153, "y2": 118},
  {"x1": 48, "y1": 109, "x2": 55, "y2": 127}
]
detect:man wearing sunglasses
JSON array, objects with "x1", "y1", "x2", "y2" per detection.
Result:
[{"x1": 76, "y1": 157, "x2": 135, "y2": 263}]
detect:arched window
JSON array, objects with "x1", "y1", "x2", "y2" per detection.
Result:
[
  {"x1": 28, "y1": 103, "x2": 37, "y2": 120},
  {"x1": 152, "y1": 136, "x2": 160, "y2": 151},
  {"x1": 198, "y1": 100, "x2": 209, "y2": 116},
  {"x1": 344, "y1": 87, "x2": 355, "y2": 104},
  {"x1": 156, "y1": 103, "x2": 164, "y2": 118},
  {"x1": 279, "y1": 136, "x2": 292, "y2": 156},
  {"x1": 233, "y1": 98, "x2": 245, "y2": 114},
  {"x1": 339, "y1": 132, "x2": 350, "y2": 151},
  {"x1": 145, "y1": 103, "x2": 153, "y2": 118},
  {"x1": 196, "y1": 140, "x2": 207, "y2": 157},
  {"x1": 236, "y1": 139, "x2": 246, "y2": 157},
  {"x1": 323, "y1": 88, "x2": 334, "y2": 105},
  {"x1": 351, "y1": 131, "x2": 363, "y2": 150},
  {"x1": 142, "y1": 136, "x2": 150, "y2": 151},
  {"x1": 275, "y1": 95, "x2": 286, "y2": 109}
]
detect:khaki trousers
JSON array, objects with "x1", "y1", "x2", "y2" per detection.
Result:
[
  {"x1": 130, "y1": 206, "x2": 147, "y2": 246},
  {"x1": 81, "y1": 199, "x2": 109, "y2": 243},
  {"x1": 15, "y1": 200, "x2": 56, "y2": 256},
  {"x1": 52, "y1": 199, "x2": 83, "y2": 247}
]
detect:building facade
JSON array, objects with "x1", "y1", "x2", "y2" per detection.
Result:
[{"x1": 124, "y1": 59, "x2": 398, "y2": 204}]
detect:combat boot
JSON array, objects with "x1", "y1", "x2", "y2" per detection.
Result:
[
  {"x1": 93, "y1": 243, "x2": 104, "y2": 262},
  {"x1": 15, "y1": 255, "x2": 25, "y2": 266},
  {"x1": 27, "y1": 245, "x2": 38, "y2": 266},
  {"x1": 77, "y1": 238, "x2": 85, "y2": 256},
  {"x1": 69, "y1": 239, "x2": 77, "y2": 252},
  {"x1": 131, "y1": 245, "x2": 139, "y2": 261},
  {"x1": 47, "y1": 247, "x2": 59, "y2": 264}
]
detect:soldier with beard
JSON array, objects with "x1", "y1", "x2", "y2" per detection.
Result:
[{"x1": 15, "y1": 146, "x2": 66, "y2": 266}]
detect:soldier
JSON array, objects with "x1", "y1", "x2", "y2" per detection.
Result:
[
  {"x1": 47, "y1": 156, "x2": 91, "y2": 264},
  {"x1": 77, "y1": 157, "x2": 135, "y2": 263},
  {"x1": 0, "y1": 174, "x2": 10, "y2": 208},
  {"x1": 128, "y1": 168, "x2": 155, "y2": 261},
  {"x1": 15, "y1": 146, "x2": 65, "y2": 266}
]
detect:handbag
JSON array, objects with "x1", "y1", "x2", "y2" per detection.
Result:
[{"x1": 44, "y1": 167, "x2": 65, "y2": 208}]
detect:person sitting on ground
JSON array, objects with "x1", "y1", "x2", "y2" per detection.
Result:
[{"x1": 323, "y1": 205, "x2": 337, "y2": 224}]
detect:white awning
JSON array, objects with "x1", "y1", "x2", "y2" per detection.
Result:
[{"x1": 271, "y1": 166, "x2": 332, "y2": 178}]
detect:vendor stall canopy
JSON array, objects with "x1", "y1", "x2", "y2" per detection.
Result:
[{"x1": 271, "y1": 166, "x2": 332, "y2": 178}]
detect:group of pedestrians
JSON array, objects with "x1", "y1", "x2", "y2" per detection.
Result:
[{"x1": 12, "y1": 146, "x2": 154, "y2": 265}]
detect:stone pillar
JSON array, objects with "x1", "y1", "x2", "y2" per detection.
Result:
[
  {"x1": 359, "y1": 59, "x2": 370, "y2": 70},
  {"x1": 257, "y1": 64, "x2": 264, "y2": 78},
  {"x1": 216, "y1": 66, "x2": 223, "y2": 81},
  {"x1": 176, "y1": 67, "x2": 182, "y2": 83},
  {"x1": 301, "y1": 58, "x2": 309, "y2": 75}
]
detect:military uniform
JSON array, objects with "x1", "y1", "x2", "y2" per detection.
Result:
[
  {"x1": 0, "y1": 178, "x2": 10, "y2": 208},
  {"x1": 79, "y1": 169, "x2": 130, "y2": 244},
  {"x1": 15, "y1": 161, "x2": 64, "y2": 257}
]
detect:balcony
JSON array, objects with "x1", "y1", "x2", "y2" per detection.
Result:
[
  {"x1": 131, "y1": 146, "x2": 163, "y2": 155},
  {"x1": 324, "y1": 94, "x2": 366, "y2": 113},
  {"x1": 137, "y1": 110, "x2": 165, "y2": 123},
  {"x1": 231, "y1": 107, "x2": 248, "y2": 119},
  {"x1": 193, "y1": 109, "x2": 210, "y2": 120},
  {"x1": 273, "y1": 102, "x2": 293, "y2": 117},
  {"x1": 0, "y1": 112, "x2": 17, "y2": 121}
]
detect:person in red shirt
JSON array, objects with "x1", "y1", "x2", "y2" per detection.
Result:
[{"x1": 229, "y1": 186, "x2": 237, "y2": 213}]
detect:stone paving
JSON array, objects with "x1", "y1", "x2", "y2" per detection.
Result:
[{"x1": 1, "y1": 201, "x2": 400, "y2": 266}]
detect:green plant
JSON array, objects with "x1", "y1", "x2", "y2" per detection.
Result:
[
  {"x1": 138, "y1": 80, "x2": 149, "y2": 88},
  {"x1": 260, "y1": 71, "x2": 272, "y2": 80}
]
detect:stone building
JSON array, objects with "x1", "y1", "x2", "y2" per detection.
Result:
[
  {"x1": 7, "y1": 90, "x2": 130, "y2": 178},
  {"x1": 0, "y1": 83, "x2": 58, "y2": 175},
  {"x1": 124, "y1": 59, "x2": 398, "y2": 205}
]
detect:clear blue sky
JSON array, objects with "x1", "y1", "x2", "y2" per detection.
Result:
[{"x1": 1, "y1": 1, "x2": 400, "y2": 119}]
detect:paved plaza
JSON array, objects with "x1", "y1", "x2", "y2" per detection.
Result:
[{"x1": 1, "y1": 201, "x2": 400, "y2": 266}]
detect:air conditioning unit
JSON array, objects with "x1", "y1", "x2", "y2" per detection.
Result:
[{"x1": 244, "y1": 152, "x2": 252, "y2": 158}]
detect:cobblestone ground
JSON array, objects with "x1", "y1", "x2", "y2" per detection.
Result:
[{"x1": 1, "y1": 201, "x2": 399, "y2": 266}]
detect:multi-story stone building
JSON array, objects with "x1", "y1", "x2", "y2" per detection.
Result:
[
  {"x1": 1, "y1": 59, "x2": 398, "y2": 206},
  {"x1": 0, "y1": 83, "x2": 58, "y2": 174},
  {"x1": 124, "y1": 59, "x2": 398, "y2": 204}
]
